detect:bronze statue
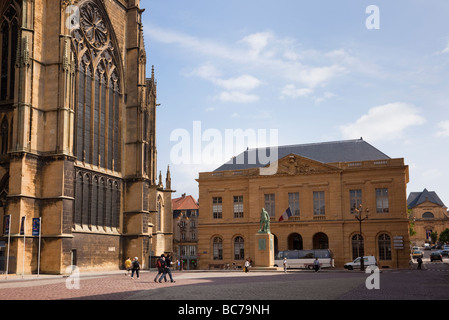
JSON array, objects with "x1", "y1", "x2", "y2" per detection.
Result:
[{"x1": 258, "y1": 208, "x2": 271, "y2": 234}]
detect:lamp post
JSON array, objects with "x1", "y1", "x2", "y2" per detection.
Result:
[{"x1": 354, "y1": 204, "x2": 369, "y2": 271}]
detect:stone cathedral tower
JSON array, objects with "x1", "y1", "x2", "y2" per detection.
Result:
[{"x1": 0, "y1": 0, "x2": 173, "y2": 274}]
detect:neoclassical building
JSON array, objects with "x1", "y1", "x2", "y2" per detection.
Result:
[
  {"x1": 197, "y1": 139, "x2": 411, "y2": 269},
  {"x1": 0, "y1": 0, "x2": 173, "y2": 274},
  {"x1": 408, "y1": 189, "x2": 449, "y2": 245}
]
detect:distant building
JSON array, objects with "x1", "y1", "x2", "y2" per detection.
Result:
[
  {"x1": 408, "y1": 189, "x2": 449, "y2": 245},
  {"x1": 172, "y1": 194, "x2": 199, "y2": 270},
  {"x1": 197, "y1": 139, "x2": 411, "y2": 269}
]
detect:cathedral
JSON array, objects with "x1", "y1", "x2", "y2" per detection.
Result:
[{"x1": 0, "y1": 0, "x2": 173, "y2": 274}]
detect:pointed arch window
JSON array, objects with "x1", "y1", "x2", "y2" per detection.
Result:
[
  {"x1": 74, "y1": 169, "x2": 120, "y2": 231},
  {"x1": 0, "y1": 4, "x2": 19, "y2": 102},
  {"x1": 72, "y1": 2, "x2": 121, "y2": 171},
  {"x1": 0, "y1": 116, "x2": 8, "y2": 154},
  {"x1": 157, "y1": 199, "x2": 162, "y2": 232}
]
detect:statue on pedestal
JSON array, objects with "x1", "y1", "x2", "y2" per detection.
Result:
[{"x1": 258, "y1": 208, "x2": 270, "y2": 234}]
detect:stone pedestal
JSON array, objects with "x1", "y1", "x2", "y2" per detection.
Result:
[{"x1": 254, "y1": 232, "x2": 274, "y2": 268}]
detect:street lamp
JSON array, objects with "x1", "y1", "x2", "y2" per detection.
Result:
[{"x1": 354, "y1": 204, "x2": 369, "y2": 271}]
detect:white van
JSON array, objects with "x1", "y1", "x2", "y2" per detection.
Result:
[{"x1": 344, "y1": 256, "x2": 377, "y2": 270}]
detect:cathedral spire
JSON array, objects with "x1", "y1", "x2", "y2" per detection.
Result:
[
  {"x1": 158, "y1": 170, "x2": 163, "y2": 188},
  {"x1": 166, "y1": 165, "x2": 171, "y2": 190}
]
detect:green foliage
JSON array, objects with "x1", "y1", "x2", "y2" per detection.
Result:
[{"x1": 439, "y1": 228, "x2": 449, "y2": 243}]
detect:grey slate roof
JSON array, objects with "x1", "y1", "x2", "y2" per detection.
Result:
[
  {"x1": 407, "y1": 189, "x2": 446, "y2": 209},
  {"x1": 214, "y1": 138, "x2": 391, "y2": 171}
]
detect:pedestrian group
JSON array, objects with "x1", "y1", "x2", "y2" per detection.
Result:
[
  {"x1": 124, "y1": 254, "x2": 175, "y2": 283},
  {"x1": 125, "y1": 255, "x2": 327, "y2": 281}
]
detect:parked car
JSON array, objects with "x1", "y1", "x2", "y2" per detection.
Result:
[
  {"x1": 424, "y1": 243, "x2": 431, "y2": 250},
  {"x1": 344, "y1": 256, "x2": 377, "y2": 270},
  {"x1": 430, "y1": 251, "x2": 443, "y2": 262},
  {"x1": 412, "y1": 250, "x2": 423, "y2": 259}
]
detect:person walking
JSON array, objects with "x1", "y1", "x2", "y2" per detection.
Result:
[
  {"x1": 244, "y1": 258, "x2": 250, "y2": 273},
  {"x1": 124, "y1": 257, "x2": 132, "y2": 276},
  {"x1": 163, "y1": 254, "x2": 175, "y2": 283},
  {"x1": 154, "y1": 254, "x2": 166, "y2": 282},
  {"x1": 313, "y1": 258, "x2": 320, "y2": 272},
  {"x1": 417, "y1": 256, "x2": 423, "y2": 270},
  {"x1": 283, "y1": 257, "x2": 288, "y2": 273},
  {"x1": 131, "y1": 257, "x2": 140, "y2": 279}
]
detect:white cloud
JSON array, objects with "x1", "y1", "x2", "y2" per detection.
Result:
[
  {"x1": 239, "y1": 32, "x2": 272, "y2": 57},
  {"x1": 145, "y1": 25, "x2": 350, "y2": 92},
  {"x1": 280, "y1": 84, "x2": 313, "y2": 99},
  {"x1": 217, "y1": 74, "x2": 262, "y2": 92},
  {"x1": 314, "y1": 92, "x2": 336, "y2": 104},
  {"x1": 339, "y1": 102, "x2": 426, "y2": 142},
  {"x1": 186, "y1": 64, "x2": 262, "y2": 103},
  {"x1": 217, "y1": 91, "x2": 260, "y2": 103},
  {"x1": 436, "y1": 120, "x2": 449, "y2": 137},
  {"x1": 292, "y1": 65, "x2": 347, "y2": 88},
  {"x1": 441, "y1": 41, "x2": 449, "y2": 54}
]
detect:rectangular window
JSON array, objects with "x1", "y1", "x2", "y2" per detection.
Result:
[
  {"x1": 288, "y1": 192, "x2": 300, "y2": 216},
  {"x1": 212, "y1": 197, "x2": 222, "y2": 219},
  {"x1": 350, "y1": 189, "x2": 362, "y2": 214},
  {"x1": 376, "y1": 188, "x2": 389, "y2": 213},
  {"x1": 264, "y1": 194, "x2": 276, "y2": 217},
  {"x1": 313, "y1": 191, "x2": 325, "y2": 216},
  {"x1": 233, "y1": 196, "x2": 244, "y2": 218}
]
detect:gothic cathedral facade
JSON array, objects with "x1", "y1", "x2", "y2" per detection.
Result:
[{"x1": 0, "y1": 0, "x2": 173, "y2": 274}]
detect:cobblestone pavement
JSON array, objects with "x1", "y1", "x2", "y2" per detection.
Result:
[{"x1": 0, "y1": 265, "x2": 448, "y2": 301}]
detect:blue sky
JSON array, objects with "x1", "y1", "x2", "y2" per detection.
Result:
[{"x1": 141, "y1": 1, "x2": 449, "y2": 206}]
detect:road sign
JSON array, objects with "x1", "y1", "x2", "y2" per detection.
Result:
[{"x1": 393, "y1": 236, "x2": 404, "y2": 249}]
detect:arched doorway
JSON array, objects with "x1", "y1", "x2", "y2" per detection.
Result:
[
  {"x1": 351, "y1": 234, "x2": 364, "y2": 260},
  {"x1": 313, "y1": 232, "x2": 329, "y2": 249},
  {"x1": 288, "y1": 233, "x2": 303, "y2": 250}
]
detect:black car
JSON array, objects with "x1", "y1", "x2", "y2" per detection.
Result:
[{"x1": 430, "y1": 251, "x2": 443, "y2": 262}]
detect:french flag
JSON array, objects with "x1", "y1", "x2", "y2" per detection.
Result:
[{"x1": 279, "y1": 207, "x2": 292, "y2": 222}]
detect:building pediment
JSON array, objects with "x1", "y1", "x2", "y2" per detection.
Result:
[{"x1": 264, "y1": 153, "x2": 341, "y2": 176}]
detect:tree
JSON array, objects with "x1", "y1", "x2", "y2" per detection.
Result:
[
  {"x1": 439, "y1": 228, "x2": 449, "y2": 243},
  {"x1": 408, "y1": 209, "x2": 417, "y2": 237},
  {"x1": 430, "y1": 231, "x2": 438, "y2": 244}
]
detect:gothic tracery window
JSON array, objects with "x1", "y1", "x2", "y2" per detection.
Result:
[
  {"x1": 73, "y1": 169, "x2": 121, "y2": 231},
  {"x1": 0, "y1": 116, "x2": 8, "y2": 154},
  {"x1": 0, "y1": 3, "x2": 19, "y2": 102},
  {"x1": 71, "y1": 2, "x2": 122, "y2": 233},
  {"x1": 71, "y1": 1, "x2": 121, "y2": 171}
]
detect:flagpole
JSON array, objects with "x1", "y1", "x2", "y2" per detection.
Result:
[
  {"x1": 37, "y1": 217, "x2": 41, "y2": 278},
  {"x1": 22, "y1": 216, "x2": 26, "y2": 279},
  {"x1": 5, "y1": 215, "x2": 11, "y2": 280}
]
